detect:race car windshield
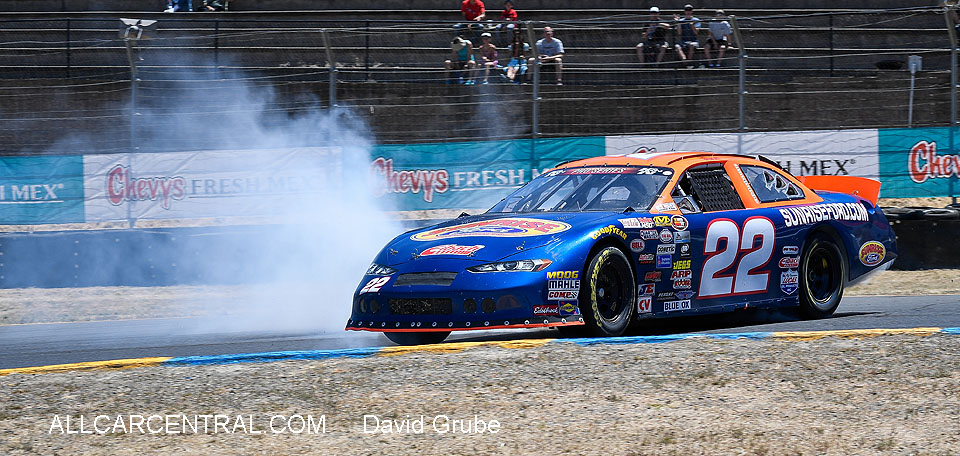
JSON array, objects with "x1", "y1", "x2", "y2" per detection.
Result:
[{"x1": 488, "y1": 166, "x2": 672, "y2": 213}]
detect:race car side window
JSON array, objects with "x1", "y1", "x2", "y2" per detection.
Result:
[
  {"x1": 739, "y1": 165, "x2": 805, "y2": 203},
  {"x1": 672, "y1": 164, "x2": 745, "y2": 212}
]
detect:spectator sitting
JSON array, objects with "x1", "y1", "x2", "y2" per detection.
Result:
[
  {"x1": 636, "y1": 6, "x2": 671, "y2": 64},
  {"x1": 506, "y1": 28, "x2": 532, "y2": 83},
  {"x1": 462, "y1": 0, "x2": 486, "y2": 22},
  {"x1": 164, "y1": 0, "x2": 192, "y2": 12},
  {"x1": 704, "y1": 9, "x2": 732, "y2": 67},
  {"x1": 478, "y1": 32, "x2": 499, "y2": 84},
  {"x1": 444, "y1": 35, "x2": 477, "y2": 84},
  {"x1": 536, "y1": 26, "x2": 564, "y2": 85},
  {"x1": 202, "y1": 0, "x2": 227, "y2": 11},
  {"x1": 501, "y1": 0, "x2": 518, "y2": 22},
  {"x1": 674, "y1": 4, "x2": 701, "y2": 66}
]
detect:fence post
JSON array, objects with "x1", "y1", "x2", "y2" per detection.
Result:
[
  {"x1": 526, "y1": 21, "x2": 540, "y2": 172},
  {"x1": 322, "y1": 29, "x2": 337, "y2": 108},
  {"x1": 945, "y1": 8, "x2": 958, "y2": 203},
  {"x1": 214, "y1": 19, "x2": 220, "y2": 71},
  {"x1": 730, "y1": 16, "x2": 747, "y2": 155},
  {"x1": 65, "y1": 19, "x2": 71, "y2": 78}
]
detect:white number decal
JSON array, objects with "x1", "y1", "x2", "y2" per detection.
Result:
[
  {"x1": 699, "y1": 217, "x2": 776, "y2": 298},
  {"x1": 360, "y1": 276, "x2": 390, "y2": 294}
]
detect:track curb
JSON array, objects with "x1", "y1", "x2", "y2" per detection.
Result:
[{"x1": 2, "y1": 327, "x2": 958, "y2": 376}]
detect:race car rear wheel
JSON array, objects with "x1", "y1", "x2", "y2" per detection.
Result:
[
  {"x1": 798, "y1": 233, "x2": 846, "y2": 319},
  {"x1": 384, "y1": 331, "x2": 450, "y2": 346},
  {"x1": 580, "y1": 246, "x2": 635, "y2": 337}
]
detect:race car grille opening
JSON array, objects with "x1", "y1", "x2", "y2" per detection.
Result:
[
  {"x1": 394, "y1": 272, "x2": 458, "y2": 286},
  {"x1": 389, "y1": 298, "x2": 453, "y2": 315}
]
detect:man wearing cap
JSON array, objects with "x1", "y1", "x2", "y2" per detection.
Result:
[
  {"x1": 674, "y1": 4, "x2": 702, "y2": 65},
  {"x1": 444, "y1": 35, "x2": 477, "y2": 84},
  {"x1": 461, "y1": 0, "x2": 486, "y2": 22},
  {"x1": 478, "y1": 32, "x2": 499, "y2": 84},
  {"x1": 704, "y1": 9, "x2": 733, "y2": 67},
  {"x1": 535, "y1": 26, "x2": 564, "y2": 85},
  {"x1": 636, "y1": 6, "x2": 671, "y2": 64}
]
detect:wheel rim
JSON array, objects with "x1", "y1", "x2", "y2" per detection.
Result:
[
  {"x1": 805, "y1": 243, "x2": 842, "y2": 310},
  {"x1": 595, "y1": 260, "x2": 629, "y2": 323}
]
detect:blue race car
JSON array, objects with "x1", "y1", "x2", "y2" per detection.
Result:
[{"x1": 347, "y1": 152, "x2": 897, "y2": 345}]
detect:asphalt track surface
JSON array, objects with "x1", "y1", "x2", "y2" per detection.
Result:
[{"x1": 1, "y1": 294, "x2": 958, "y2": 370}]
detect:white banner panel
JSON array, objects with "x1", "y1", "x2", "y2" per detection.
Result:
[
  {"x1": 606, "y1": 129, "x2": 880, "y2": 179},
  {"x1": 83, "y1": 148, "x2": 341, "y2": 222}
]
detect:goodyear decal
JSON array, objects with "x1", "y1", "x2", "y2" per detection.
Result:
[
  {"x1": 859, "y1": 241, "x2": 886, "y2": 266},
  {"x1": 779, "y1": 202, "x2": 869, "y2": 228},
  {"x1": 591, "y1": 224, "x2": 627, "y2": 240},
  {"x1": 411, "y1": 218, "x2": 572, "y2": 240}
]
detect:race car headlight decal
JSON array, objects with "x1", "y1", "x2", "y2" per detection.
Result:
[
  {"x1": 466, "y1": 259, "x2": 552, "y2": 273},
  {"x1": 366, "y1": 263, "x2": 397, "y2": 276}
]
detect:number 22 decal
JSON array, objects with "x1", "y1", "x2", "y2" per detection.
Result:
[
  {"x1": 699, "y1": 217, "x2": 775, "y2": 298},
  {"x1": 360, "y1": 277, "x2": 390, "y2": 294}
]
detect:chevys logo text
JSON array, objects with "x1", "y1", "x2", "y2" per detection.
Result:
[
  {"x1": 106, "y1": 165, "x2": 185, "y2": 209},
  {"x1": 411, "y1": 218, "x2": 572, "y2": 241},
  {"x1": 371, "y1": 157, "x2": 449, "y2": 203},
  {"x1": 908, "y1": 140, "x2": 960, "y2": 184}
]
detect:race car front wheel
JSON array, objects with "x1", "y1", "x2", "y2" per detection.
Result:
[
  {"x1": 580, "y1": 246, "x2": 635, "y2": 337},
  {"x1": 798, "y1": 233, "x2": 846, "y2": 319},
  {"x1": 384, "y1": 331, "x2": 450, "y2": 346}
]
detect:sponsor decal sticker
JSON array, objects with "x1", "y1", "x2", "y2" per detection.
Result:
[
  {"x1": 670, "y1": 269, "x2": 692, "y2": 280},
  {"x1": 780, "y1": 269, "x2": 799, "y2": 295},
  {"x1": 639, "y1": 283, "x2": 655, "y2": 295},
  {"x1": 779, "y1": 256, "x2": 800, "y2": 268},
  {"x1": 678, "y1": 242, "x2": 691, "y2": 258},
  {"x1": 671, "y1": 215, "x2": 689, "y2": 231},
  {"x1": 654, "y1": 215, "x2": 672, "y2": 227},
  {"x1": 591, "y1": 225, "x2": 628, "y2": 240},
  {"x1": 533, "y1": 304, "x2": 560, "y2": 316},
  {"x1": 675, "y1": 290, "x2": 696, "y2": 300},
  {"x1": 859, "y1": 241, "x2": 886, "y2": 266},
  {"x1": 644, "y1": 271, "x2": 662, "y2": 282},
  {"x1": 419, "y1": 244, "x2": 485, "y2": 256},
  {"x1": 656, "y1": 244, "x2": 676, "y2": 255},
  {"x1": 673, "y1": 278, "x2": 692, "y2": 290},
  {"x1": 663, "y1": 300, "x2": 692, "y2": 312},
  {"x1": 656, "y1": 291, "x2": 676, "y2": 300},
  {"x1": 558, "y1": 302, "x2": 579, "y2": 316},
  {"x1": 412, "y1": 218, "x2": 572, "y2": 240},
  {"x1": 659, "y1": 229, "x2": 673, "y2": 243},
  {"x1": 674, "y1": 231, "x2": 690, "y2": 243},
  {"x1": 547, "y1": 290, "x2": 579, "y2": 300},
  {"x1": 673, "y1": 259, "x2": 691, "y2": 270},
  {"x1": 637, "y1": 296, "x2": 652, "y2": 314},
  {"x1": 779, "y1": 203, "x2": 869, "y2": 228},
  {"x1": 782, "y1": 245, "x2": 800, "y2": 255},
  {"x1": 359, "y1": 276, "x2": 390, "y2": 294},
  {"x1": 656, "y1": 202, "x2": 678, "y2": 212},
  {"x1": 546, "y1": 270, "x2": 579, "y2": 279},
  {"x1": 620, "y1": 217, "x2": 655, "y2": 229},
  {"x1": 656, "y1": 254, "x2": 673, "y2": 269},
  {"x1": 640, "y1": 229, "x2": 659, "y2": 240},
  {"x1": 638, "y1": 253, "x2": 655, "y2": 264},
  {"x1": 630, "y1": 239, "x2": 646, "y2": 252},
  {"x1": 547, "y1": 272, "x2": 580, "y2": 301}
]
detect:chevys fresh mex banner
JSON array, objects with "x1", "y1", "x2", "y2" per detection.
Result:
[
  {"x1": 369, "y1": 137, "x2": 605, "y2": 211},
  {"x1": 83, "y1": 148, "x2": 342, "y2": 222},
  {"x1": 0, "y1": 155, "x2": 84, "y2": 224},
  {"x1": 878, "y1": 127, "x2": 960, "y2": 198}
]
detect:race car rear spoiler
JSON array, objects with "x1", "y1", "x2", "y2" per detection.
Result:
[{"x1": 796, "y1": 175, "x2": 881, "y2": 206}]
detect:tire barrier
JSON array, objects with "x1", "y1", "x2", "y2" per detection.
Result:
[
  {"x1": 888, "y1": 218, "x2": 960, "y2": 270},
  {"x1": 882, "y1": 206, "x2": 960, "y2": 221}
]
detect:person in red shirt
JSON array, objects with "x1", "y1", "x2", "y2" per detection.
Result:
[
  {"x1": 501, "y1": 0, "x2": 517, "y2": 21},
  {"x1": 461, "y1": 0, "x2": 485, "y2": 21}
]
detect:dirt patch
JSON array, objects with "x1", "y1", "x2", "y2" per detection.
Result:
[{"x1": 0, "y1": 334, "x2": 957, "y2": 455}]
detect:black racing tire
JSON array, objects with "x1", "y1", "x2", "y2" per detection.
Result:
[
  {"x1": 798, "y1": 233, "x2": 846, "y2": 319},
  {"x1": 580, "y1": 246, "x2": 636, "y2": 337},
  {"x1": 384, "y1": 331, "x2": 450, "y2": 346}
]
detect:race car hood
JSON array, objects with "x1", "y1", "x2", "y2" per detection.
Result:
[{"x1": 380, "y1": 212, "x2": 617, "y2": 265}]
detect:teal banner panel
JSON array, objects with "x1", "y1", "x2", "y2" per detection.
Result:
[
  {"x1": 879, "y1": 127, "x2": 960, "y2": 198},
  {"x1": 369, "y1": 137, "x2": 605, "y2": 211},
  {"x1": 0, "y1": 155, "x2": 84, "y2": 224}
]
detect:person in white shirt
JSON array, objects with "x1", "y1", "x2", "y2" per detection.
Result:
[{"x1": 705, "y1": 9, "x2": 733, "y2": 67}]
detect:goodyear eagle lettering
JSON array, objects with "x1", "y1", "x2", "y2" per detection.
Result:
[{"x1": 591, "y1": 225, "x2": 628, "y2": 240}]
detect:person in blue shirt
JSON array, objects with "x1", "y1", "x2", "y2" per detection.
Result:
[
  {"x1": 444, "y1": 35, "x2": 477, "y2": 84},
  {"x1": 674, "y1": 4, "x2": 701, "y2": 66},
  {"x1": 535, "y1": 26, "x2": 564, "y2": 85}
]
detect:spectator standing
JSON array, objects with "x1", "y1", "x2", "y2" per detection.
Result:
[
  {"x1": 536, "y1": 26, "x2": 564, "y2": 85},
  {"x1": 636, "y1": 6, "x2": 671, "y2": 64},
  {"x1": 445, "y1": 35, "x2": 477, "y2": 84},
  {"x1": 462, "y1": 0, "x2": 486, "y2": 22},
  {"x1": 506, "y1": 28, "x2": 532, "y2": 83},
  {"x1": 674, "y1": 4, "x2": 701, "y2": 66},
  {"x1": 501, "y1": 0, "x2": 518, "y2": 21},
  {"x1": 704, "y1": 9, "x2": 732, "y2": 67},
  {"x1": 478, "y1": 32, "x2": 499, "y2": 84}
]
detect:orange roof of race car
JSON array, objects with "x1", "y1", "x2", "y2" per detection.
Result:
[{"x1": 554, "y1": 151, "x2": 754, "y2": 170}]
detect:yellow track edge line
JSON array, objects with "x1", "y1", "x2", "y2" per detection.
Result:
[
  {"x1": 0, "y1": 357, "x2": 172, "y2": 376},
  {"x1": 773, "y1": 327, "x2": 944, "y2": 341}
]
